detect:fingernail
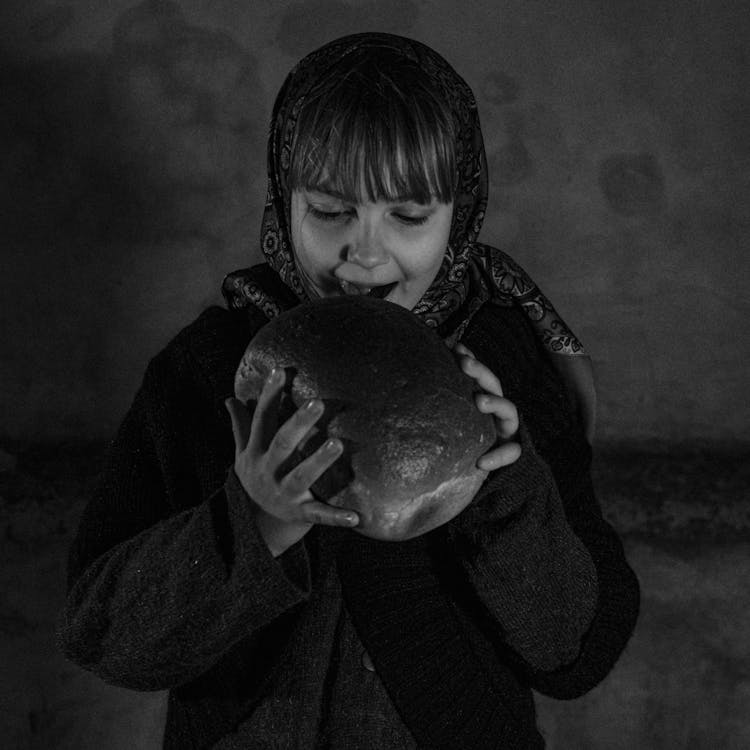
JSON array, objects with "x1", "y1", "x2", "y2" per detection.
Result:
[
  {"x1": 325, "y1": 438, "x2": 341, "y2": 452},
  {"x1": 305, "y1": 399, "x2": 322, "y2": 412},
  {"x1": 344, "y1": 513, "x2": 359, "y2": 526},
  {"x1": 266, "y1": 367, "x2": 279, "y2": 384}
]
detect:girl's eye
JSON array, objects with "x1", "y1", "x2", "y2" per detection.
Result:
[
  {"x1": 308, "y1": 206, "x2": 429, "y2": 226},
  {"x1": 395, "y1": 214, "x2": 429, "y2": 226},
  {"x1": 309, "y1": 207, "x2": 350, "y2": 222}
]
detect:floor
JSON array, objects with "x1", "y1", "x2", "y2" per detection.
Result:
[{"x1": 1, "y1": 441, "x2": 748, "y2": 749}]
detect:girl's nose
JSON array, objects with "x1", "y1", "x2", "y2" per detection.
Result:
[{"x1": 347, "y1": 230, "x2": 388, "y2": 269}]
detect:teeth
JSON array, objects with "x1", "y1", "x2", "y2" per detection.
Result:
[
  {"x1": 339, "y1": 279, "x2": 372, "y2": 296},
  {"x1": 338, "y1": 279, "x2": 397, "y2": 299}
]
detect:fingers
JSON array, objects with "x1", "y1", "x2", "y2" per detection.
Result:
[
  {"x1": 281, "y1": 437, "x2": 344, "y2": 495},
  {"x1": 474, "y1": 393, "x2": 521, "y2": 470},
  {"x1": 299, "y1": 499, "x2": 359, "y2": 527},
  {"x1": 225, "y1": 397, "x2": 252, "y2": 453},
  {"x1": 475, "y1": 394, "x2": 519, "y2": 438},
  {"x1": 247, "y1": 367, "x2": 286, "y2": 455},
  {"x1": 460, "y1": 354, "x2": 504, "y2": 397},
  {"x1": 228, "y1": 368, "x2": 360, "y2": 541},
  {"x1": 454, "y1": 342, "x2": 505, "y2": 397},
  {"x1": 268, "y1": 397, "x2": 326, "y2": 464},
  {"x1": 275, "y1": 437, "x2": 359, "y2": 528},
  {"x1": 453, "y1": 342, "x2": 476, "y2": 359},
  {"x1": 477, "y1": 441, "x2": 522, "y2": 472},
  {"x1": 454, "y1": 347, "x2": 521, "y2": 471}
]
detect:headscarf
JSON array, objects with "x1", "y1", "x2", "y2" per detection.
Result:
[{"x1": 222, "y1": 31, "x2": 595, "y2": 437}]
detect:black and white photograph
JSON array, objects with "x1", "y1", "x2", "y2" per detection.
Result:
[{"x1": 1, "y1": 1, "x2": 748, "y2": 747}]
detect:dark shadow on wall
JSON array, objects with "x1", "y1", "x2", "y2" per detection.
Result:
[
  {"x1": 0, "y1": 1, "x2": 270, "y2": 439},
  {"x1": 1, "y1": 0, "x2": 265, "y2": 248}
]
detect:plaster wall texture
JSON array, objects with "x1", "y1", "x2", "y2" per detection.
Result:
[{"x1": 1, "y1": 0, "x2": 748, "y2": 441}]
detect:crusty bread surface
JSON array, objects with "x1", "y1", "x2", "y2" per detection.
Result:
[{"x1": 234, "y1": 296, "x2": 494, "y2": 539}]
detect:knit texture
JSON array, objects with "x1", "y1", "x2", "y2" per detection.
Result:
[
  {"x1": 57, "y1": 298, "x2": 640, "y2": 749},
  {"x1": 337, "y1": 526, "x2": 545, "y2": 749}
]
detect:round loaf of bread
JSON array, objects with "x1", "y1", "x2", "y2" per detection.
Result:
[{"x1": 234, "y1": 296, "x2": 494, "y2": 540}]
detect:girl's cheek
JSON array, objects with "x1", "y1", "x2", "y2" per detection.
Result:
[
  {"x1": 400, "y1": 236, "x2": 447, "y2": 278},
  {"x1": 303, "y1": 216, "x2": 347, "y2": 248},
  {"x1": 298, "y1": 220, "x2": 329, "y2": 263}
]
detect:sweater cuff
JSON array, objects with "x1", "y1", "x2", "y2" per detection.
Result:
[
  {"x1": 450, "y1": 420, "x2": 549, "y2": 535},
  {"x1": 223, "y1": 467, "x2": 311, "y2": 600},
  {"x1": 446, "y1": 422, "x2": 598, "y2": 670}
]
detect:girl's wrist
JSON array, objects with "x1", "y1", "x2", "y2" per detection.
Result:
[{"x1": 253, "y1": 505, "x2": 310, "y2": 558}]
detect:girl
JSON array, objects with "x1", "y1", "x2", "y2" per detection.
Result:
[{"x1": 58, "y1": 32, "x2": 639, "y2": 749}]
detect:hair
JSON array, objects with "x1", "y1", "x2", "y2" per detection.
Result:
[{"x1": 287, "y1": 48, "x2": 457, "y2": 205}]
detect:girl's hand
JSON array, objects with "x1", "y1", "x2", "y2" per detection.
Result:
[
  {"x1": 225, "y1": 368, "x2": 359, "y2": 557},
  {"x1": 453, "y1": 343, "x2": 521, "y2": 471}
]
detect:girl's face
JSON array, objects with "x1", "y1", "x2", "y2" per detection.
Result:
[{"x1": 290, "y1": 188, "x2": 454, "y2": 310}]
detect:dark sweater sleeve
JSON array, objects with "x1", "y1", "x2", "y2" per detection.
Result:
[
  {"x1": 519, "y1": 468, "x2": 641, "y2": 699},
  {"x1": 452, "y1": 304, "x2": 640, "y2": 699},
  {"x1": 56, "y1": 356, "x2": 311, "y2": 692},
  {"x1": 448, "y1": 425, "x2": 640, "y2": 697},
  {"x1": 446, "y1": 421, "x2": 599, "y2": 673}
]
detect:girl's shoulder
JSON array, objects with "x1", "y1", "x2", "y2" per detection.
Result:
[
  {"x1": 142, "y1": 306, "x2": 260, "y2": 405},
  {"x1": 464, "y1": 303, "x2": 587, "y2": 468},
  {"x1": 169, "y1": 305, "x2": 254, "y2": 352},
  {"x1": 463, "y1": 300, "x2": 550, "y2": 378}
]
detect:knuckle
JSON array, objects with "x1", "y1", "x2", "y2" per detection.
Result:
[
  {"x1": 294, "y1": 414, "x2": 315, "y2": 432},
  {"x1": 253, "y1": 476, "x2": 274, "y2": 502},
  {"x1": 287, "y1": 467, "x2": 308, "y2": 489},
  {"x1": 304, "y1": 507, "x2": 324, "y2": 525},
  {"x1": 273, "y1": 433, "x2": 294, "y2": 452},
  {"x1": 477, "y1": 393, "x2": 494, "y2": 410}
]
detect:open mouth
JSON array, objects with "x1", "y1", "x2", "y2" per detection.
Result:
[{"x1": 339, "y1": 279, "x2": 398, "y2": 300}]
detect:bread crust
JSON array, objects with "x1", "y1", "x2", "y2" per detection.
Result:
[{"x1": 234, "y1": 297, "x2": 494, "y2": 539}]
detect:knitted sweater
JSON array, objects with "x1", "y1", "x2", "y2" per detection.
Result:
[{"x1": 57, "y1": 299, "x2": 640, "y2": 749}]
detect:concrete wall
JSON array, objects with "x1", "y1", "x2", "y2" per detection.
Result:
[{"x1": 1, "y1": 0, "x2": 748, "y2": 442}]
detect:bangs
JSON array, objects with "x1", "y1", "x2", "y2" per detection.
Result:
[{"x1": 288, "y1": 53, "x2": 457, "y2": 205}]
